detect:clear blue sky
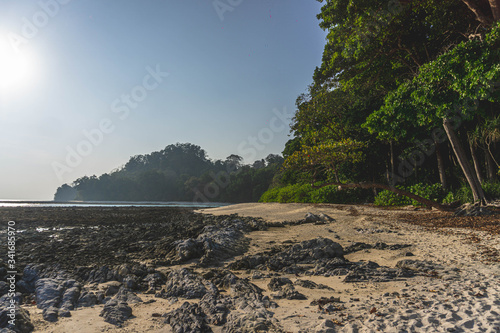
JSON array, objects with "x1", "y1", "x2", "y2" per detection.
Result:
[{"x1": 0, "y1": 0, "x2": 327, "y2": 200}]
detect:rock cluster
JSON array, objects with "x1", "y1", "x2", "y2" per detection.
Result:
[{"x1": 160, "y1": 268, "x2": 281, "y2": 332}]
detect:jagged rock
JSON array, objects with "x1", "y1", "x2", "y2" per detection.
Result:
[
  {"x1": 159, "y1": 269, "x2": 217, "y2": 299},
  {"x1": 112, "y1": 287, "x2": 142, "y2": 304},
  {"x1": 396, "y1": 259, "x2": 443, "y2": 273},
  {"x1": 294, "y1": 279, "x2": 333, "y2": 290},
  {"x1": 42, "y1": 306, "x2": 58, "y2": 322},
  {"x1": 272, "y1": 284, "x2": 307, "y2": 300},
  {"x1": 165, "y1": 218, "x2": 267, "y2": 266},
  {"x1": 35, "y1": 279, "x2": 61, "y2": 310},
  {"x1": 229, "y1": 238, "x2": 343, "y2": 273},
  {"x1": 302, "y1": 213, "x2": 335, "y2": 225},
  {"x1": 0, "y1": 283, "x2": 7, "y2": 298},
  {"x1": 222, "y1": 311, "x2": 281, "y2": 333},
  {"x1": 0, "y1": 299, "x2": 34, "y2": 333},
  {"x1": 81, "y1": 266, "x2": 121, "y2": 284},
  {"x1": 315, "y1": 319, "x2": 336, "y2": 333},
  {"x1": 76, "y1": 291, "x2": 98, "y2": 308},
  {"x1": 267, "y1": 277, "x2": 293, "y2": 292},
  {"x1": 343, "y1": 261, "x2": 414, "y2": 282},
  {"x1": 143, "y1": 272, "x2": 166, "y2": 292},
  {"x1": 164, "y1": 302, "x2": 212, "y2": 333},
  {"x1": 99, "y1": 300, "x2": 132, "y2": 326},
  {"x1": 100, "y1": 281, "x2": 122, "y2": 297},
  {"x1": 59, "y1": 280, "x2": 81, "y2": 311},
  {"x1": 122, "y1": 275, "x2": 138, "y2": 290},
  {"x1": 199, "y1": 293, "x2": 231, "y2": 325},
  {"x1": 268, "y1": 278, "x2": 306, "y2": 300}
]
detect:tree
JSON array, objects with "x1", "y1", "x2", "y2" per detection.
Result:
[
  {"x1": 54, "y1": 184, "x2": 77, "y2": 201},
  {"x1": 365, "y1": 23, "x2": 500, "y2": 203}
]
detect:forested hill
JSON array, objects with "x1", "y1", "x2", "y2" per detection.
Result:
[{"x1": 54, "y1": 143, "x2": 283, "y2": 203}]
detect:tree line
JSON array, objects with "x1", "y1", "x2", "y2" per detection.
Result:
[
  {"x1": 268, "y1": 0, "x2": 499, "y2": 207},
  {"x1": 54, "y1": 143, "x2": 283, "y2": 203}
]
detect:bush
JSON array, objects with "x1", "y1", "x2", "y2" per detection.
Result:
[
  {"x1": 442, "y1": 181, "x2": 500, "y2": 204},
  {"x1": 259, "y1": 184, "x2": 373, "y2": 204},
  {"x1": 483, "y1": 181, "x2": 500, "y2": 200},
  {"x1": 374, "y1": 183, "x2": 446, "y2": 207}
]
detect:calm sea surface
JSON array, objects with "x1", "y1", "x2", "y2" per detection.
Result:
[{"x1": 0, "y1": 200, "x2": 229, "y2": 208}]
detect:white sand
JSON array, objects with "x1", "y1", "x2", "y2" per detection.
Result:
[{"x1": 26, "y1": 203, "x2": 500, "y2": 332}]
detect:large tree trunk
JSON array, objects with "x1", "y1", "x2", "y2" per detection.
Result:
[
  {"x1": 489, "y1": 0, "x2": 500, "y2": 21},
  {"x1": 312, "y1": 181, "x2": 453, "y2": 211},
  {"x1": 443, "y1": 118, "x2": 487, "y2": 204},
  {"x1": 390, "y1": 141, "x2": 395, "y2": 185},
  {"x1": 435, "y1": 141, "x2": 448, "y2": 189},
  {"x1": 462, "y1": 0, "x2": 494, "y2": 25},
  {"x1": 469, "y1": 141, "x2": 484, "y2": 184},
  {"x1": 486, "y1": 151, "x2": 497, "y2": 180}
]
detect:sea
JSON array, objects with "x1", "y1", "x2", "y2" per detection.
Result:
[{"x1": 0, "y1": 200, "x2": 230, "y2": 208}]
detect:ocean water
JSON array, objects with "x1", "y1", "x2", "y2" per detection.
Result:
[{"x1": 0, "y1": 200, "x2": 229, "y2": 208}]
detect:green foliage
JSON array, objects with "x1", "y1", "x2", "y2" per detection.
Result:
[
  {"x1": 443, "y1": 181, "x2": 500, "y2": 204},
  {"x1": 374, "y1": 183, "x2": 445, "y2": 207},
  {"x1": 483, "y1": 182, "x2": 500, "y2": 200},
  {"x1": 365, "y1": 22, "x2": 500, "y2": 139},
  {"x1": 259, "y1": 184, "x2": 373, "y2": 204}
]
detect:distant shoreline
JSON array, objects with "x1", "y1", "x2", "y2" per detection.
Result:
[{"x1": 0, "y1": 200, "x2": 230, "y2": 208}]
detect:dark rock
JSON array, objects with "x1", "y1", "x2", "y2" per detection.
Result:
[
  {"x1": 294, "y1": 279, "x2": 333, "y2": 290},
  {"x1": 344, "y1": 242, "x2": 372, "y2": 254},
  {"x1": 59, "y1": 282, "x2": 81, "y2": 311},
  {"x1": 272, "y1": 285, "x2": 307, "y2": 300},
  {"x1": 310, "y1": 257, "x2": 353, "y2": 276},
  {"x1": 222, "y1": 311, "x2": 281, "y2": 333},
  {"x1": 0, "y1": 297, "x2": 34, "y2": 333},
  {"x1": 396, "y1": 259, "x2": 443, "y2": 273},
  {"x1": 160, "y1": 269, "x2": 217, "y2": 299},
  {"x1": 143, "y1": 272, "x2": 166, "y2": 291},
  {"x1": 77, "y1": 291, "x2": 98, "y2": 308},
  {"x1": 343, "y1": 261, "x2": 415, "y2": 282},
  {"x1": 82, "y1": 266, "x2": 121, "y2": 284},
  {"x1": 199, "y1": 293, "x2": 231, "y2": 325},
  {"x1": 164, "y1": 301, "x2": 212, "y2": 333},
  {"x1": 99, "y1": 300, "x2": 132, "y2": 326},
  {"x1": 113, "y1": 287, "x2": 142, "y2": 304},
  {"x1": 35, "y1": 279, "x2": 61, "y2": 310},
  {"x1": 102, "y1": 281, "x2": 122, "y2": 297},
  {"x1": 267, "y1": 277, "x2": 293, "y2": 292},
  {"x1": 0, "y1": 283, "x2": 7, "y2": 298},
  {"x1": 42, "y1": 306, "x2": 58, "y2": 322},
  {"x1": 230, "y1": 238, "x2": 343, "y2": 273}
]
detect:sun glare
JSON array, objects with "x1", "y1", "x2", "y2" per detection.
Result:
[{"x1": 0, "y1": 35, "x2": 38, "y2": 97}]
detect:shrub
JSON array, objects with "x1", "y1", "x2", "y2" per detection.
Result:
[
  {"x1": 374, "y1": 183, "x2": 446, "y2": 207},
  {"x1": 259, "y1": 184, "x2": 373, "y2": 204}
]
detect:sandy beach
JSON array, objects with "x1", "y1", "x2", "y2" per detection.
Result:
[{"x1": 4, "y1": 203, "x2": 500, "y2": 332}]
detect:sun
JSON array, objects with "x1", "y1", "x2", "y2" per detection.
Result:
[{"x1": 0, "y1": 34, "x2": 38, "y2": 97}]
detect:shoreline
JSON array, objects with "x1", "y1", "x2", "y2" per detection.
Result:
[{"x1": 1, "y1": 203, "x2": 499, "y2": 332}]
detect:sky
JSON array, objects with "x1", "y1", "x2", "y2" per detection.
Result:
[{"x1": 0, "y1": 0, "x2": 327, "y2": 200}]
